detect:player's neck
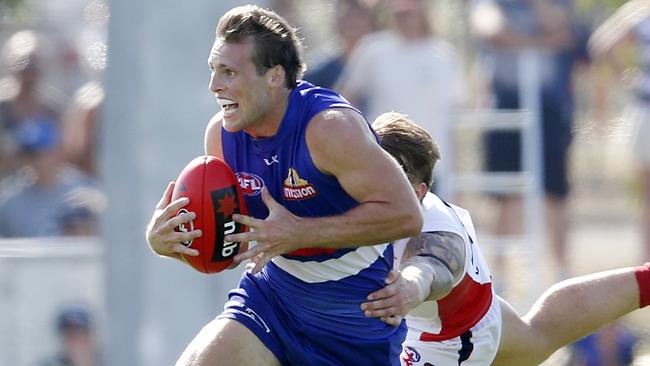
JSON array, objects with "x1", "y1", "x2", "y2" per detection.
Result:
[{"x1": 245, "y1": 88, "x2": 291, "y2": 138}]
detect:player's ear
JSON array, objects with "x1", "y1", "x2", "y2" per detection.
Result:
[
  {"x1": 266, "y1": 65, "x2": 285, "y2": 88},
  {"x1": 414, "y1": 182, "x2": 428, "y2": 201}
]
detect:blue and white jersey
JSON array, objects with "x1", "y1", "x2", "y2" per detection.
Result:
[{"x1": 221, "y1": 81, "x2": 400, "y2": 341}]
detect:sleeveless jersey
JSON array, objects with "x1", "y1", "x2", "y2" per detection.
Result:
[
  {"x1": 221, "y1": 80, "x2": 400, "y2": 339},
  {"x1": 394, "y1": 192, "x2": 493, "y2": 341}
]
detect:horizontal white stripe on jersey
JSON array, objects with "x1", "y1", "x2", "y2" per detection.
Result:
[{"x1": 271, "y1": 244, "x2": 389, "y2": 283}]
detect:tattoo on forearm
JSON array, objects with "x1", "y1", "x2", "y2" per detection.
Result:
[{"x1": 402, "y1": 231, "x2": 466, "y2": 300}]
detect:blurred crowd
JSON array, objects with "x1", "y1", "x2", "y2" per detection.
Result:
[
  {"x1": 1, "y1": 0, "x2": 649, "y2": 364},
  {"x1": 0, "y1": 25, "x2": 106, "y2": 237}
]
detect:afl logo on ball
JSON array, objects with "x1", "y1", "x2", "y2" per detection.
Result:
[
  {"x1": 175, "y1": 208, "x2": 195, "y2": 247},
  {"x1": 236, "y1": 172, "x2": 264, "y2": 196}
]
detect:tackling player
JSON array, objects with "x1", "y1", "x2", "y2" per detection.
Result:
[{"x1": 364, "y1": 112, "x2": 650, "y2": 366}]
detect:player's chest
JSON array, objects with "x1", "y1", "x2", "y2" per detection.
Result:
[{"x1": 235, "y1": 147, "x2": 322, "y2": 203}]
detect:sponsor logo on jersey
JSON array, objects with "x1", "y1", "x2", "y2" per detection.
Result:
[
  {"x1": 210, "y1": 186, "x2": 243, "y2": 262},
  {"x1": 283, "y1": 168, "x2": 318, "y2": 200},
  {"x1": 175, "y1": 208, "x2": 194, "y2": 247},
  {"x1": 236, "y1": 172, "x2": 264, "y2": 196},
  {"x1": 263, "y1": 154, "x2": 279, "y2": 166}
]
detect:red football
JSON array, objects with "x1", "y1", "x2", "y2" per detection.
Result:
[{"x1": 171, "y1": 155, "x2": 248, "y2": 273}]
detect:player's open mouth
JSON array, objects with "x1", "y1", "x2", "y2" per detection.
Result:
[{"x1": 217, "y1": 98, "x2": 239, "y2": 118}]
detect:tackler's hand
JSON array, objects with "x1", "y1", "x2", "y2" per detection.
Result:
[
  {"x1": 228, "y1": 187, "x2": 302, "y2": 273},
  {"x1": 361, "y1": 269, "x2": 422, "y2": 326},
  {"x1": 145, "y1": 182, "x2": 202, "y2": 258}
]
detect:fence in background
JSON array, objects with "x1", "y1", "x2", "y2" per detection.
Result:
[{"x1": 0, "y1": 237, "x2": 104, "y2": 366}]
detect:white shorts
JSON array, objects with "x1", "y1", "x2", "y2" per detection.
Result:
[
  {"x1": 400, "y1": 295, "x2": 502, "y2": 366},
  {"x1": 629, "y1": 101, "x2": 650, "y2": 164}
]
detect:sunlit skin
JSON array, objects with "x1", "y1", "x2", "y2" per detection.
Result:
[{"x1": 207, "y1": 38, "x2": 289, "y2": 138}]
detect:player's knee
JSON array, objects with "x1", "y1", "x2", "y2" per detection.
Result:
[{"x1": 178, "y1": 318, "x2": 279, "y2": 366}]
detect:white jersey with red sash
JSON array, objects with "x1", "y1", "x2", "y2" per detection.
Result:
[{"x1": 394, "y1": 192, "x2": 501, "y2": 366}]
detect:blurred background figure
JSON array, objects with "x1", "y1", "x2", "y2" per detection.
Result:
[
  {"x1": 0, "y1": 30, "x2": 63, "y2": 180},
  {"x1": 590, "y1": 0, "x2": 650, "y2": 261},
  {"x1": 62, "y1": 81, "x2": 104, "y2": 178},
  {"x1": 38, "y1": 304, "x2": 101, "y2": 366},
  {"x1": 470, "y1": 0, "x2": 591, "y2": 280},
  {"x1": 338, "y1": 0, "x2": 465, "y2": 198},
  {"x1": 568, "y1": 321, "x2": 639, "y2": 366},
  {"x1": 303, "y1": 0, "x2": 379, "y2": 90},
  {"x1": 0, "y1": 118, "x2": 103, "y2": 237}
]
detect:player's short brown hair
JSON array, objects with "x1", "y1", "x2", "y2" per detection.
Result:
[
  {"x1": 373, "y1": 112, "x2": 441, "y2": 188},
  {"x1": 217, "y1": 5, "x2": 305, "y2": 89}
]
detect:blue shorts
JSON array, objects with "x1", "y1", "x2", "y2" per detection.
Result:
[{"x1": 217, "y1": 264, "x2": 406, "y2": 366}]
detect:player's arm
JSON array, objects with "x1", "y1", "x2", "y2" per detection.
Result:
[
  {"x1": 305, "y1": 108, "x2": 423, "y2": 246},
  {"x1": 401, "y1": 231, "x2": 466, "y2": 301},
  {"x1": 204, "y1": 112, "x2": 225, "y2": 159},
  {"x1": 361, "y1": 231, "x2": 466, "y2": 325},
  {"x1": 229, "y1": 108, "x2": 423, "y2": 270}
]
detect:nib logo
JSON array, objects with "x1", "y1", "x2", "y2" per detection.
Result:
[{"x1": 210, "y1": 186, "x2": 243, "y2": 262}]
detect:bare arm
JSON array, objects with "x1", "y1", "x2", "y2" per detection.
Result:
[
  {"x1": 361, "y1": 231, "x2": 466, "y2": 325},
  {"x1": 204, "y1": 112, "x2": 225, "y2": 158},
  {"x1": 229, "y1": 108, "x2": 423, "y2": 271},
  {"x1": 306, "y1": 108, "x2": 423, "y2": 246},
  {"x1": 401, "y1": 231, "x2": 466, "y2": 301}
]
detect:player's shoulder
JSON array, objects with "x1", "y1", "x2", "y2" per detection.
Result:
[
  {"x1": 207, "y1": 111, "x2": 224, "y2": 130},
  {"x1": 421, "y1": 193, "x2": 466, "y2": 234},
  {"x1": 305, "y1": 107, "x2": 376, "y2": 172},
  {"x1": 308, "y1": 107, "x2": 367, "y2": 137},
  {"x1": 294, "y1": 82, "x2": 363, "y2": 123},
  {"x1": 204, "y1": 111, "x2": 224, "y2": 158},
  {"x1": 294, "y1": 80, "x2": 345, "y2": 102}
]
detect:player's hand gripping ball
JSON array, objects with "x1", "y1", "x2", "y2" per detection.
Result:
[{"x1": 171, "y1": 155, "x2": 248, "y2": 273}]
